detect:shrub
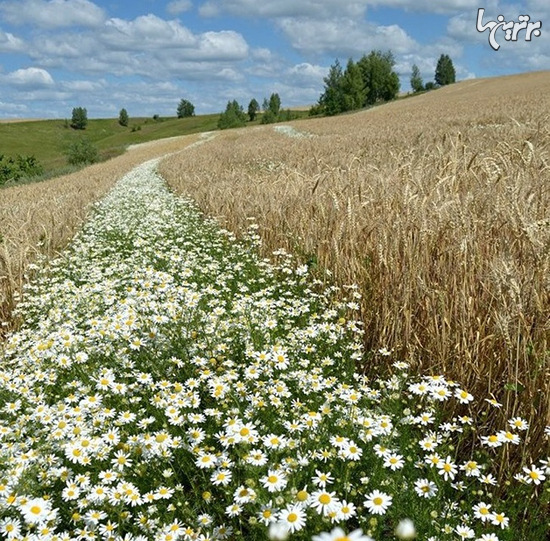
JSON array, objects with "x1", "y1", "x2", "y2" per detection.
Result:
[
  {"x1": 0, "y1": 154, "x2": 43, "y2": 185},
  {"x1": 64, "y1": 137, "x2": 99, "y2": 166},
  {"x1": 177, "y1": 99, "x2": 195, "y2": 118},
  {"x1": 218, "y1": 100, "x2": 247, "y2": 130},
  {"x1": 119, "y1": 108, "x2": 129, "y2": 127}
]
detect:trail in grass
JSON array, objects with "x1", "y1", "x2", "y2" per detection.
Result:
[{"x1": 0, "y1": 160, "x2": 548, "y2": 541}]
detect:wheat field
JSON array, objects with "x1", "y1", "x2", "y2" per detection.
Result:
[
  {"x1": 0, "y1": 134, "x2": 204, "y2": 336},
  {"x1": 160, "y1": 71, "x2": 550, "y2": 454}
]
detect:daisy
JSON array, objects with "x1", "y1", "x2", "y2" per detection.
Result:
[
  {"x1": 0, "y1": 517, "x2": 22, "y2": 539},
  {"x1": 414, "y1": 478, "x2": 438, "y2": 498},
  {"x1": 455, "y1": 524, "x2": 475, "y2": 539},
  {"x1": 522, "y1": 465, "x2": 546, "y2": 485},
  {"x1": 437, "y1": 456, "x2": 458, "y2": 480},
  {"x1": 258, "y1": 501, "x2": 278, "y2": 525},
  {"x1": 336, "y1": 500, "x2": 356, "y2": 521},
  {"x1": 211, "y1": 469, "x2": 233, "y2": 487},
  {"x1": 461, "y1": 460, "x2": 482, "y2": 477},
  {"x1": 455, "y1": 388, "x2": 474, "y2": 404},
  {"x1": 261, "y1": 470, "x2": 288, "y2": 493},
  {"x1": 20, "y1": 498, "x2": 53, "y2": 524},
  {"x1": 473, "y1": 502, "x2": 492, "y2": 522},
  {"x1": 508, "y1": 417, "x2": 529, "y2": 431},
  {"x1": 278, "y1": 505, "x2": 307, "y2": 533},
  {"x1": 364, "y1": 490, "x2": 392, "y2": 515},
  {"x1": 476, "y1": 534, "x2": 500, "y2": 541},
  {"x1": 490, "y1": 512, "x2": 509, "y2": 529},
  {"x1": 310, "y1": 490, "x2": 340, "y2": 516},
  {"x1": 312, "y1": 470, "x2": 334, "y2": 487},
  {"x1": 383, "y1": 453, "x2": 404, "y2": 471}
]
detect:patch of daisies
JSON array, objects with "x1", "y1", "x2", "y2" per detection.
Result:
[{"x1": 0, "y1": 160, "x2": 548, "y2": 541}]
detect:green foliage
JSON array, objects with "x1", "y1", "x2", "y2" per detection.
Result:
[
  {"x1": 319, "y1": 59, "x2": 345, "y2": 116},
  {"x1": 410, "y1": 64, "x2": 424, "y2": 93},
  {"x1": 0, "y1": 154, "x2": 43, "y2": 185},
  {"x1": 247, "y1": 99, "x2": 259, "y2": 121},
  {"x1": 217, "y1": 100, "x2": 247, "y2": 130},
  {"x1": 358, "y1": 50, "x2": 400, "y2": 105},
  {"x1": 262, "y1": 97, "x2": 269, "y2": 112},
  {"x1": 278, "y1": 109, "x2": 299, "y2": 122},
  {"x1": 435, "y1": 54, "x2": 456, "y2": 86},
  {"x1": 341, "y1": 58, "x2": 366, "y2": 112},
  {"x1": 268, "y1": 93, "x2": 281, "y2": 116},
  {"x1": 177, "y1": 99, "x2": 195, "y2": 118},
  {"x1": 424, "y1": 81, "x2": 436, "y2": 91},
  {"x1": 308, "y1": 104, "x2": 324, "y2": 116},
  {"x1": 260, "y1": 110, "x2": 277, "y2": 125},
  {"x1": 71, "y1": 107, "x2": 88, "y2": 130},
  {"x1": 118, "y1": 108, "x2": 129, "y2": 127},
  {"x1": 64, "y1": 137, "x2": 99, "y2": 166}
]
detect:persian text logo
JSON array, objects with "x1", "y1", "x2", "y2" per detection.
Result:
[{"x1": 476, "y1": 9, "x2": 542, "y2": 51}]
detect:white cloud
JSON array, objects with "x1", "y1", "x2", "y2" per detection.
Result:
[
  {"x1": 5, "y1": 67, "x2": 55, "y2": 88},
  {"x1": 166, "y1": 0, "x2": 193, "y2": 15},
  {"x1": 0, "y1": 0, "x2": 106, "y2": 29},
  {"x1": 278, "y1": 18, "x2": 418, "y2": 56},
  {"x1": 0, "y1": 28, "x2": 25, "y2": 52},
  {"x1": 287, "y1": 63, "x2": 327, "y2": 86}
]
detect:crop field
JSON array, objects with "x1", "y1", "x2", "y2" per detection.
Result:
[
  {"x1": 0, "y1": 72, "x2": 549, "y2": 540},
  {"x1": 160, "y1": 71, "x2": 550, "y2": 453}
]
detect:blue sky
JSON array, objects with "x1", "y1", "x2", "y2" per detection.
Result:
[{"x1": 0, "y1": 0, "x2": 547, "y2": 118}]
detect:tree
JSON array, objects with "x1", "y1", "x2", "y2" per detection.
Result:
[
  {"x1": 71, "y1": 107, "x2": 88, "y2": 130},
  {"x1": 268, "y1": 93, "x2": 281, "y2": 116},
  {"x1": 357, "y1": 50, "x2": 400, "y2": 105},
  {"x1": 217, "y1": 100, "x2": 247, "y2": 130},
  {"x1": 341, "y1": 58, "x2": 366, "y2": 112},
  {"x1": 318, "y1": 59, "x2": 345, "y2": 116},
  {"x1": 410, "y1": 64, "x2": 424, "y2": 93},
  {"x1": 177, "y1": 99, "x2": 195, "y2": 118},
  {"x1": 262, "y1": 97, "x2": 269, "y2": 112},
  {"x1": 118, "y1": 108, "x2": 129, "y2": 127},
  {"x1": 247, "y1": 98, "x2": 259, "y2": 121},
  {"x1": 64, "y1": 137, "x2": 99, "y2": 165},
  {"x1": 434, "y1": 54, "x2": 456, "y2": 86}
]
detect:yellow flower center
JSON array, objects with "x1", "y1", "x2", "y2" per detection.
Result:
[
  {"x1": 319, "y1": 494, "x2": 331, "y2": 505},
  {"x1": 287, "y1": 513, "x2": 298, "y2": 523},
  {"x1": 373, "y1": 497, "x2": 383, "y2": 506}
]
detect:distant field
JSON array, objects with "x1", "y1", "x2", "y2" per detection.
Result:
[
  {"x1": 0, "y1": 110, "x2": 310, "y2": 179},
  {"x1": 160, "y1": 70, "x2": 550, "y2": 453}
]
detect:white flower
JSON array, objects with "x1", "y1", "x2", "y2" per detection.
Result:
[
  {"x1": 395, "y1": 519, "x2": 416, "y2": 539},
  {"x1": 20, "y1": 498, "x2": 53, "y2": 525},
  {"x1": 313, "y1": 527, "x2": 374, "y2": 541},
  {"x1": 364, "y1": 490, "x2": 392, "y2": 515}
]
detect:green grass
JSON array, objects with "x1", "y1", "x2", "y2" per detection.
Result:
[{"x1": 0, "y1": 111, "x2": 310, "y2": 181}]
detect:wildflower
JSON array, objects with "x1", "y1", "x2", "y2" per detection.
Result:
[
  {"x1": 481, "y1": 434, "x2": 502, "y2": 448},
  {"x1": 364, "y1": 490, "x2": 392, "y2": 515},
  {"x1": 0, "y1": 517, "x2": 22, "y2": 539},
  {"x1": 268, "y1": 521, "x2": 289, "y2": 541},
  {"x1": 414, "y1": 478, "x2": 438, "y2": 498},
  {"x1": 473, "y1": 502, "x2": 492, "y2": 522},
  {"x1": 310, "y1": 490, "x2": 340, "y2": 516},
  {"x1": 233, "y1": 486, "x2": 256, "y2": 504},
  {"x1": 336, "y1": 500, "x2": 356, "y2": 521},
  {"x1": 261, "y1": 470, "x2": 288, "y2": 493},
  {"x1": 508, "y1": 417, "x2": 529, "y2": 431},
  {"x1": 258, "y1": 501, "x2": 278, "y2": 525},
  {"x1": 476, "y1": 534, "x2": 500, "y2": 541},
  {"x1": 461, "y1": 460, "x2": 482, "y2": 477},
  {"x1": 489, "y1": 512, "x2": 509, "y2": 529},
  {"x1": 312, "y1": 470, "x2": 334, "y2": 487},
  {"x1": 20, "y1": 498, "x2": 53, "y2": 524},
  {"x1": 211, "y1": 469, "x2": 233, "y2": 487},
  {"x1": 225, "y1": 503, "x2": 243, "y2": 517},
  {"x1": 395, "y1": 519, "x2": 416, "y2": 539},
  {"x1": 437, "y1": 456, "x2": 458, "y2": 480},
  {"x1": 455, "y1": 524, "x2": 475, "y2": 538},
  {"x1": 455, "y1": 389, "x2": 474, "y2": 404},
  {"x1": 522, "y1": 464, "x2": 546, "y2": 485},
  {"x1": 278, "y1": 505, "x2": 307, "y2": 533},
  {"x1": 383, "y1": 453, "x2": 404, "y2": 471}
]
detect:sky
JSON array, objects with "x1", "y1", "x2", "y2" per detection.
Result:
[{"x1": 0, "y1": 0, "x2": 548, "y2": 118}]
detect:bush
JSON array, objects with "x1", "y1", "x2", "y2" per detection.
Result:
[
  {"x1": 0, "y1": 154, "x2": 44, "y2": 185},
  {"x1": 177, "y1": 99, "x2": 195, "y2": 118},
  {"x1": 260, "y1": 110, "x2": 277, "y2": 125},
  {"x1": 64, "y1": 137, "x2": 99, "y2": 166}
]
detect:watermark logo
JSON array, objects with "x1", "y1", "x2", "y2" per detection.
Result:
[{"x1": 476, "y1": 9, "x2": 542, "y2": 51}]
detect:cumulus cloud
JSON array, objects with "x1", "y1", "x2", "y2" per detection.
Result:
[
  {"x1": 278, "y1": 17, "x2": 418, "y2": 56},
  {"x1": 287, "y1": 63, "x2": 327, "y2": 86},
  {"x1": 0, "y1": 28, "x2": 25, "y2": 52},
  {"x1": 166, "y1": 0, "x2": 193, "y2": 15},
  {"x1": 0, "y1": 0, "x2": 106, "y2": 29},
  {"x1": 5, "y1": 67, "x2": 55, "y2": 88}
]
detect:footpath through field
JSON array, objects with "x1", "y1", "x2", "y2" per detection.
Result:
[{"x1": 0, "y1": 159, "x2": 548, "y2": 540}]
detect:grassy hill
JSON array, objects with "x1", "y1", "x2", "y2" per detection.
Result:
[{"x1": 0, "y1": 111, "x2": 309, "y2": 179}]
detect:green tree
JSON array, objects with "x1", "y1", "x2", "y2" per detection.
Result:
[
  {"x1": 217, "y1": 100, "x2": 247, "y2": 130},
  {"x1": 434, "y1": 54, "x2": 456, "y2": 86},
  {"x1": 410, "y1": 64, "x2": 424, "y2": 93},
  {"x1": 71, "y1": 107, "x2": 88, "y2": 130},
  {"x1": 118, "y1": 108, "x2": 129, "y2": 127},
  {"x1": 177, "y1": 99, "x2": 195, "y2": 118},
  {"x1": 341, "y1": 58, "x2": 366, "y2": 112},
  {"x1": 268, "y1": 93, "x2": 281, "y2": 116},
  {"x1": 247, "y1": 98, "x2": 259, "y2": 121},
  {"x1": 318, "y1": 59, "x2": 345, "y2": 116},
  {"x1": 357, "y1": 50, "x2": 400, "y2": 105}
]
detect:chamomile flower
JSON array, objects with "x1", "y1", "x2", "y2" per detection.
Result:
[
  {"x1": 313, "y1": 527, "x2": 373, "y2": 541},
  {"x1": 261, "y1": 470, "x2": 288, "y2": 493},
  {"x1": 364, "y1": 490, "x2": 392, "y2": 515},
  {"x1": 278, "y1": 505, "x2": 306, "y2": 533}
]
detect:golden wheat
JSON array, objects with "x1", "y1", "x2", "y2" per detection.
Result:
[{"x1": 160, "y1": 71, "x2": 550, "y2": 455}]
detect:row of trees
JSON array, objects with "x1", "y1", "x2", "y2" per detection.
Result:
[{"x1": 69, "y1": 53, "x2": 456, "y2": 133}]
